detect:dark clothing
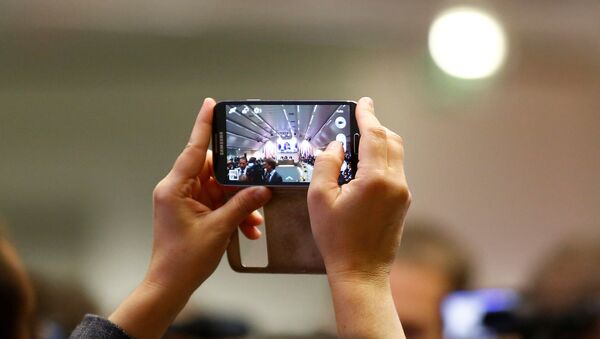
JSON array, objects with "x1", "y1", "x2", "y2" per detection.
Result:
[
  {"x1": 265, "y1": 170, "x2": 283, "y2": 184},
  {"x1": 246, "y1": 163, "x2": 264, "y2": 184},
  {"x1": 70, "y1": 314, "x2": 132, "y2": 339}
]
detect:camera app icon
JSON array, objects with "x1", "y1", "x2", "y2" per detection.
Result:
[{"x1": 335, "y1": 116, "x2": 346, "y2": 129}]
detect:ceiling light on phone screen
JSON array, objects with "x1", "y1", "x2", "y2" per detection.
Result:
[{"x1": 428, "y1": 7, "x2": 507, "y2": 79}]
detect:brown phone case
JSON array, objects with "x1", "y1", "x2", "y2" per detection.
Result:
[{"x1": 226, "y1": 188, "x2": 326, "y2": 274}]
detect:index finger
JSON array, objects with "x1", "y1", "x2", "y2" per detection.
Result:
[
  {"x1": 356, "y1": 97, "x2": 387, "y2": 169},
  {"x1": 170, "y1": 98, "x2": 216, "y2": 181}
]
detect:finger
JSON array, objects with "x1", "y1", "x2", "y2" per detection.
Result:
[
  {"x1": 239, "y1": 210, "x2": 264, "y2": 239},
  {"x1": 199, "y1": 150, "x2": 214, "y2": 184},
  {"x1": 239, "y1": 224, "x2": 262, "y2": 240},
  {"x1": 385, "y1": 127, "x2": 405, "y2": 173},
  {"x1": 170, "y1": 98, "x2": 216, "y2": 181},
  {"x1": 308, "y1": 141, "x2": 344, "y2": 205},
  {"x1": 244, "y1": 209, "x2": 264, "y2": 226},
  {"x1": 356, "y1": 97, "x2": 387, "y2": 169},
  {"x1": 212, "y1": 187, "x2": 272, "y2": 227},
  {"x1": 205, "y1": 178, "x2": 225, "y2": 208}
]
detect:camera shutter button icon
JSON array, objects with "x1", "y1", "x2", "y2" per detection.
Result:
[{"x1": 335, "y1": 116, "x2": 346, "y2": 129}]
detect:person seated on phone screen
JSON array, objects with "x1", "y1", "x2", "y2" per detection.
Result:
[
  {"x1": 0, "y1": 96, "x2": 409, "y2": 338},
  {"x1": 390, "y1": 221, "x2": 472, "y2": 339},
  {"x1": 263, "y1": 158, "x2": 283, "y2": 184}
]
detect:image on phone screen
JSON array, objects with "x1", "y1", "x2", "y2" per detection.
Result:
[{"x1": 213, "y1": 101, "x2": 357, "y2": 186}]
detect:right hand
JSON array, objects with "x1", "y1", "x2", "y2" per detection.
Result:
[{"x1": 308, "y1": 97, "x2": 411, "y2": 283}]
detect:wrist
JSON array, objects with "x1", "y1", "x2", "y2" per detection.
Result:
[
  {"x1": 326, "y1": 270, "x2": 404, "y2": 339},
  {"x1": 326, "y1": 264, "x2": 391, "y2": 289},
  {"x1": 108, "y1": 278, "x2": 194, "y2": 339},
  {"x1": 144, "y1": 253, "x2": 207, "y2": 298}
]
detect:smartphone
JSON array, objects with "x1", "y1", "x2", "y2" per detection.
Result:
[{"x1": 212, "y1": 100, "x2": 359, "y2": 186}]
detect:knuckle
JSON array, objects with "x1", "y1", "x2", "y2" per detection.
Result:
[
  {"x1": 361, "y1": 173, "x2": 411, "y2": 204},
  {"x1": 406, "y1": 189, "x2": 413, "y2": 206},
  {"x1": 391, "y1": 183, "x2": 411, "y2": 203},
  {"x1": 315, "y1": 152, "x2": 339, "y2": 166},
  {"x1": 387, "y1": 130, "x2": 404, "y2": 146},
  {"x1": 307, "y1": 186, "x2": 327, "y2": 205},
  {"x1": 153, "y1": 180, "x2": 174, "y2": 205},
  {"x1": 183, "y1": 142, "x2": 205, "y2": 155},
  {"x1": 362, "y1": 172, "x2": 389, "y2": 192},
  {"x1": 366, "y1": 126, "x2": 387, "y2": 140}
]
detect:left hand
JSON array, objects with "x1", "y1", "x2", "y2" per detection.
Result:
[
  {"x1": 109, "y1": 98, "x2": 272, "y2": 339},
  {"x1": 145, "y1": 97, "x2": 272, "y2": 293}
]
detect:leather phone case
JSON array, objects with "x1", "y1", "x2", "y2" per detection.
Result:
[{"x1": 226, "y1": 188, "x2": 326, "y2": 274}]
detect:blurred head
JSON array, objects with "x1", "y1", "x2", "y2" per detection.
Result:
[
  {"x1": 527, "y1": 236, "x2": 600, "y2": 338},
  {"x1": 0, "y1": 228, "x2": 35, "y2": 339},
  {"x1": 529, "y1": 237, "x2": 599, "y2": 312},
  {"x1": 238, "y1": 158, "x2": 247, "y2": 169},
  {"x1": 390, "y1": 221, "x2": 472, "y2": 339},
  {"x1": 265, "y1": 159, "x2": 277, "y2": 171}
]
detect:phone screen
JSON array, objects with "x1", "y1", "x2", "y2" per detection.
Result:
[{"x1": 213, "y1": 101, "x2": 358, "y2": 186}]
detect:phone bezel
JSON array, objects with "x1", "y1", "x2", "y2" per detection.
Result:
[{"x1": 212, "y1": 100, "x2": 358, "y2": 187}]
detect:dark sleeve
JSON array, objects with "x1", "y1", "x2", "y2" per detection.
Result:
[{"x1": 70, "y1": 314, "x2": 133, "y2": 339}]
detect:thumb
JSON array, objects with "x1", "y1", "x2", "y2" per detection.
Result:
[
  {"x1": 308, "y1": 141, "x2": 344, "y2": 205},
  {"x1": 213, "y1": 187, "x2": 272, "y2": 227}
]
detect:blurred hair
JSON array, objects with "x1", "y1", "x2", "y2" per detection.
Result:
[
  {"x1": 0, "y1": 227, "x2": 28, "y2": 338},
  {"x1": 265, "y1": 158, "x2": 277, "y2": 168},
  {"x1": 32, "y1": 273, "x2": 99, "y2": 333},
  {"x1": 397, "y1": 220, "x2": 472, "y2": 291},
  {"x1": 528, "y1": 236, "x2": 600, "y2": 313}
]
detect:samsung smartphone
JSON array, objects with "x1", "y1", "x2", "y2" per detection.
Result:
[{"x1": 212, "y1": 100, "x2": 359, "y2": 186}]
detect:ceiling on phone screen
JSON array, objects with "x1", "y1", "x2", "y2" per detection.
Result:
[{"x1": 225, "y1": 104, "x2": 347, "y2": 151}]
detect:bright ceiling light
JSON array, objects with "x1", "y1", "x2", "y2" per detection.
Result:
[{"x1": 428, "y1": 7, "x2": 507, "y2": 79}]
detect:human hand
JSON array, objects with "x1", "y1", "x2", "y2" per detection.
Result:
[
  {"x1": 308, "y1": 97, "x2": 410, "y2": 282},
  {"x1": 308, "y1": 97, "x2": 410, "y2": 338},
  {"x1": 109, "y1": 98, "x2": 271, "y2": 338}
]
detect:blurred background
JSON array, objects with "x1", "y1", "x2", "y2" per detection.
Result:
[{"x1": 1, "y1": 0, "x2": 599, "y2": 337}]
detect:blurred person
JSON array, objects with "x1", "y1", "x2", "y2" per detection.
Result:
[
  {"x1": 0, "y1": 227, "x2": 35, "y2": 339},
  {"x1": 246, "y1": 157, "x2": 264, "y2": 184},
  {"x1": 237, "y1": 157, "x2": 249, "y2": 181},
  {"x1": 523, "y1": 236, "x2": 600, "y2": 338},
  {"x1": 32, "y1": 274, "x2": 99, "y2": 338},
  {"x1": 263, "y1": 159, "x2": 282, "y2": 184},
  {"x1": 390, "y1": 221, "x2": 472, "y2": 339}
]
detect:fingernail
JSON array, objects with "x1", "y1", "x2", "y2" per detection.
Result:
[{"x1": 361, "y1": 97, "x2": 374, "y2": 109}]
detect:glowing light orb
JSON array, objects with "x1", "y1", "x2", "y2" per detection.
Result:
[{"x1": 428, "y1": 7, "x2": 507, "y2": 79}]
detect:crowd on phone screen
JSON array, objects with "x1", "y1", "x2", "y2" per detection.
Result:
[{"x1": 227, "y1": 154, "x2": 353, "y2": 184}]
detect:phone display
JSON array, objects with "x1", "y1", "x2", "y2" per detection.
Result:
[{"x1": 212, "y1": 100, "x2": 358, "y2": 186}]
